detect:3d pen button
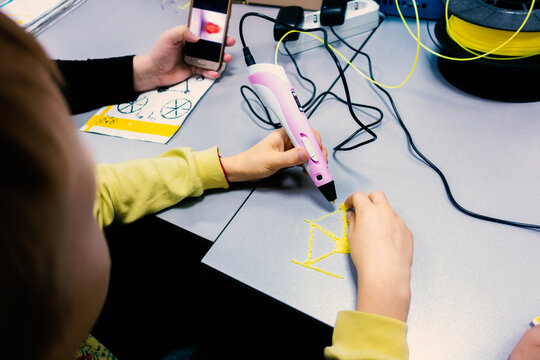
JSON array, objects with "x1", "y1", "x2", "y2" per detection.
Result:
[{"x1": 300, "y1": 137, "x2": 319, "y2": 162}]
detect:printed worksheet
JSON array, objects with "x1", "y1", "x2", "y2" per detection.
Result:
[{"x1": 81, "y1": 76, "x2": 214, "y2": 144}]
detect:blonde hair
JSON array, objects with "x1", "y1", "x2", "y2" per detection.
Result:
[{"x1": 0, "y1": 12, "x2": 78, "y2": 360}]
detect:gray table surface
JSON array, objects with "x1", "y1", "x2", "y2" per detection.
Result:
[
  {"x1": 35, "y1": 1, "x2": 540, "y2": 357},
  {"x1": 37, "y1": 0, "x2": 282, "y2": 241},
  {"x1": 202, "y1": 14, "x2": 540, "y2": 360}
]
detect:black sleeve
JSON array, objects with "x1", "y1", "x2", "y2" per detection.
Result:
[{"x1": 55, "y1": 56, "x2": 140, "y2": 114}]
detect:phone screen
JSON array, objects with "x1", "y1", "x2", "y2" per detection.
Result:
[{"x1": 185, "y1": 0, "x2": 229, "y2": 63}]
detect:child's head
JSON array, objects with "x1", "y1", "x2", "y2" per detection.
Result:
[{"x1": 0, "y1": 13, "x2": 111, "y2": 360}]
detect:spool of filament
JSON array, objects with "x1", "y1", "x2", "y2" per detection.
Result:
[{"x1": 435, "y1": 0, "x2": 540, "y2": 102}]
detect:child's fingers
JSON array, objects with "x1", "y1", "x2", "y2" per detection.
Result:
[
  {"x1": 278, "y1": 148, "x2": 308, "y2": 168},
  {"x1": 167, "y1": 25, "x2": 199, "y2": 45},
  {"x1": 191, "y1": 67, "x2": 220, "y2": 80},
  {"x1": 273, "y1": 128, "x2": 293, "y2": 149},
  {"x1": 312, "y1": 130, "x2": 328, "y2": 162},
  {"x1": 225, "y1": 36, "x2": 236, "y2": 47},
  {"x1": 223, "y1": 53, "x2": 233, "y2": 63},
  {"x1": 346, "y1": 209, "x2": 356, "y2": 227},
  {"x1": 368, "y1": 190, "x2": 388, "y2": 205},
  {"x1": 345, "y1": 191, "x2": 371, "y2": 212}
]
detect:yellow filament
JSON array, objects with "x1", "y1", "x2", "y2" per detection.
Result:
[
  {"x1": 292, "y1": 203, "x2": 350, "y2": 279},
  {"x1": 447, "y1": 16, "x2": 540, "y2": 57},
  {"x1": 273, "y1": 0, "x2": 537, "y2": 91},
  {"x1": 274, "y1": 0, "x2": 421, "y2": 89},
  {"x1": 395, "y1": 0, "x2": 538, "y2": 60}
]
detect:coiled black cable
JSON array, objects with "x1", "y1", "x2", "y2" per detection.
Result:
[
  {"x1": 239, "y1": 11, "x2": 378, "y2": 150},
  {"x1": 329, "y1": 20, "x2": 540, "y2": 230},
  {"x1": 239, "y1": 11, "x2": 539, "y2": 229}
]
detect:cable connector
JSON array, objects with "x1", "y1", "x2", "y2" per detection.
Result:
[
  {"x1": 273, "y1": 6, "x2": 304, "y2": 42},
  {"x1": 321, "y1": 0, "x2": 347, "y2": 26},
  {"x1": 243, "y1": 47, "x2": 256, "y2": 67}
]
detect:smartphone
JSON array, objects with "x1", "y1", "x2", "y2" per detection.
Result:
[{"x1": 184, "y1": 0, "x2": 233, "y2": 71}]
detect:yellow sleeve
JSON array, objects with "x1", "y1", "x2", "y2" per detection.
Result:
[
  {"x1": 73, "y1": 334, "x2": 115, "y2": 360},
  {"x1": 324, "y1": 311, "x2": 409, "y2": 360},
  {"x1": 94, "y1": 146, "x2": 229, "y2": 229}
]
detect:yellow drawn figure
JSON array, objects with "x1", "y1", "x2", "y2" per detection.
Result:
[{"x1": 292, "y1": 203, "x2": 350, "y2": 279}]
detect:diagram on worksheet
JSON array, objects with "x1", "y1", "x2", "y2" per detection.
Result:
[
  {"x1": 81, "y1": 76, "x2": 214, "y2": 143},
  {"x1": 292, "y1": 204, "x2": 350, "y2": 279}
]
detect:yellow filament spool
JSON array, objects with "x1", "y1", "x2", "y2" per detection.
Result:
[{"x1": 447, "y1": 15, "x2": 540, "y2": 57}]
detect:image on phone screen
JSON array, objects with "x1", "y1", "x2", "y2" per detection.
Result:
[{"x1": 185, "y1": 0, "x2": 229, "y2": 63}]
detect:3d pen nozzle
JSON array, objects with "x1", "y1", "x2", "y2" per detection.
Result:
[{"x1": 318, "y1": 181, "x2": 337, "y2": 202}]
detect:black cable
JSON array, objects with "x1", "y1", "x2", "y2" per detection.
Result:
[
  {"x1": 239, "y1": 12, "x2": 378, "y2": 149},
  {"x1": 302, "y1": 20, "x2": 386, "y2": 151},
  {"x1": 282, "y1": 42, "x2": 317, "y2": 108},
  {"x1": 240, "y1": 42, "x2": 317, "y2": 127},
  {"x1": 305, "y1": 18, "x2": 382, "y2": 117},
  {"x1": 240, "y1": 85, "x2": 281, "y2": 128},
  {"x1": 239, "y1": 16, "x2": 386, "y2": 151},
  {"x1": 330, "y1": 21, "x2": 540, "y2": 230},
  {"x1": 239, "y1": 12, "x2": 538, "y2": 229},
  {"x1": 310, "y1": 90, "x2": 384, "y2": 151},
  {"x1": 311, "y1": 91, "x2": 384, "y2": 124}
]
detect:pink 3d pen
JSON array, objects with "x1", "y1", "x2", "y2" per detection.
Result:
[{"x1": 247, "y1": 62, "x2": 337, "y2": 202}]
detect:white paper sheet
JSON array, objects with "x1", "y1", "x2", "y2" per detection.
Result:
[{"x1": 81, "y1": 76, "x2": 214, "y2": 144}]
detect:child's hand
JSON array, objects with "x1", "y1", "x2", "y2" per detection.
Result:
[
  {"x1": 220, "y1": 128, "x2": 327, "y2": 182},
  {"x1": 133, "y1": 25, "x2": 236, "y2": 92},
  {"x1": 345, "y1": 191, "x2": 413, "y2": 322},
  {"x1": 510, "y1": 325, "x2": 540, "y2": 360}
]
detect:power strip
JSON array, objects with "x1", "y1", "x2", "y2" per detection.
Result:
[{"x1": 279, "y1": 0, "x2": 380, "y2": 55}]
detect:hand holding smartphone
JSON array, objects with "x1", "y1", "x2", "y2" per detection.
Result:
[{"x1": 184, "y1": 0, "x2": 233, "y2": 71}]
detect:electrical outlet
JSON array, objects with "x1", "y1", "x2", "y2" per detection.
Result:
[{"x1": 278, "y1": 0, "x2": 380, "y2": 54}]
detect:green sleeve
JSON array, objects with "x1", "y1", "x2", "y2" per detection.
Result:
[
  {"x1": 324, "y1": 311, "x2": 409, "y2": 360},
  {"x1": 94, "y1": 146, "x2": 229, "y2": 229}
]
